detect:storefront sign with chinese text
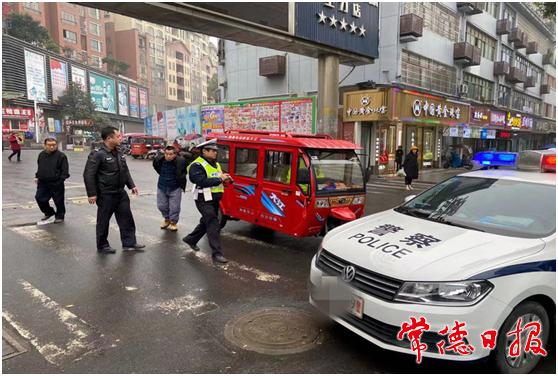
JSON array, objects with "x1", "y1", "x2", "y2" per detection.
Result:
[
  {"x1": 521, "y1": 116, "x2": 533, "y2": 131},
  {"x1": 489, "y1": 111, "x2": 506, "y2": 127},
  {"x1": 534, "y1": 120, "x2": 557, "y2": 133},
  {"x1": 2, "y1": 108, "x2": 34, "y2": 120},
  {"x1": 506, "y1": 112, "x2": 522, "y2": 131},
  {"x1": 470, "y1": 106, "x2": 490, "y2": 127},
  {"x1": 499, "y1": 131, "x2": 511, "y2": 138},
  {"x1": 343, "y1": 89, "x2": 391, "y2": 122},
  {"x1": 63, "y1": 119, "x2": 93, "y2": 127},
  {"x1": 394, "y1": 90, "x2": 470, "y2": 125}
]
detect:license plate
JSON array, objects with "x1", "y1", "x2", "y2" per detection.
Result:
[{"x1": 347, "y1": 295, "x2": 364, "y2": 319}]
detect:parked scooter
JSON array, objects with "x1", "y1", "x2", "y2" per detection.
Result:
[
  {"x1": 146, "y1": 148, "x2": 164, "y2": 160},
  {"x1": 441, "y1": 145, "x2": 474, "y2": 170}
]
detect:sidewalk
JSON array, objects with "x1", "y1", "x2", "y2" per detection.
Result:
[{"x1": 371, "y1": 168, "x2": 468, "y2": 184}]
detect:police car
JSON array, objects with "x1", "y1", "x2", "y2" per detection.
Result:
[{"x1": 309, "y1": 149, "x2": 556, "y2": 373}]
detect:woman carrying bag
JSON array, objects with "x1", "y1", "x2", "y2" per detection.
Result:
[{"x1": 403, "y1": 146, "x2": 419, "y2": 190}]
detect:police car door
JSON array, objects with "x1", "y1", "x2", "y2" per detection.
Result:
[{"x1": 258, "y1": 148, "x2": 294, "y2": 232}]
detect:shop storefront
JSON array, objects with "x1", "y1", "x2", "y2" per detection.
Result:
[
  {"x1": 2, "y1": 107, "x2": 35, "y2": 146},
  {"x1": 344, "y1": 88, "x2": 471, "y2": 174},
  {"x1": 505, "y1": 111, "x2": 535, "y2": 152},
  {"x1": 532, "y1": 119, "x2": 556, "y2": 149}
]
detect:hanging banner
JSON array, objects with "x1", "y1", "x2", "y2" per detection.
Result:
[
  {"x1": 144, "y1": 115, "x2": 153, "y2": 135},
  {"x1": 48, "y1": 118, "x2": 55, "y2": 133},
  {"x1": 50, "y1": 58, "x2": 68, "y2": 102},
  {"x1": 157, "y1": 112, "x2": 167, "y2": 139},
  {"x1": 151, "y1": 115, "x2": 159, "y2": 137},
  {"x1": 201, "y1": 105, "x2": 225, "y2": 135},
  {"x1": 139, "y1": 89, "x2": 148, "y2": 118},
  {"x1": 165, "y1": 109, "x2": 177, "y2": 140},
  {"x1": 176, "y1": 106, "x2": 201, "y2": 136},
  {"x1": 54, "y1": 119, "x2": 62, "y2": 133},
  {"x1": 117, "y1": 82, "x2": 129, "y2": 116},
  {"x1": 89, "y1": 73, "x2": 116, "y2": 113},
  {"x1": 24, "y1": 49, "x2": 47, "y2": 102},
  {"x1": 71, "y1": 66, "x2": 87, "y2": 91},
  {"x1": 129, "y1": 86, "x2": 139, "y2": 118}
]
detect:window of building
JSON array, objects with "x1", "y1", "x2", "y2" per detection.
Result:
[
  {"x1": 88, "y1": 8, "x2": 100, "y2": 20},
  {"x1": 63, "y1": 2, "x2": 76, "y2": 8},
  {"x1": 527, "y1": 64, "x2": 542, "y2": 84},
  {"x1": 466, "y1": 24, "x2": 496, "y2": 61},
  {"x1": 513, "y1": 92, "x2": 542, "y2": 115},
  {"x1": 23, "y1": 2, "x2": 40, "y2": 14},
  {"x1": 515, "y1": 55, "x2": 529, "y2": 75},
  {"x1": 90, "y1": 39, "x2": 103, "y2": 53},
  {"x1": 235, "y1": 148, "x2": 259, "y2": 179},
  {"x1": 106, "y1": 37, "x2": 111, "y2": 47},
  {"x1": 61, "y1": 11, "x2": 76, "y2": 25},
  {"x1": 263, "y1": 151, "x2": 293, "y2": 185},
  {"x1": 89, "y1": 22, "x2": 102, "y2": 37},
  {"x1": 543, "y1": 103, "x2": 554, "y2": 118},
  {"x1": 63, "y1": 29, "x2": 77, "y2": 44},
  {"x1": 134, "y1": 23, "x2": 143, "y2": 32},
  {"x1": 169, "y1": 87, "x2": 173, "y2": 97},
  {"x1": 463, "y1": 73, "x2": 494, "y2": 103},
  {"x1": 503, "y1": 5, "x2": 516, "y2": 28},
  {"x1": 498, "y1": 85, "x2": 511, "y2": 107},
  {"x1": 156, "y1": 45, "x2": 164, "y2": 57},
  {"x1": 403, "y1": 2, "x2": 459, "y2": 42},
  {"x1": 149, "y1": 42, "x2": 155, "y2": 55},
  {"x1": 484, "y1": 2, "x2": 499, "y2": 18},
  {"x1": 500, "y1": 45, "x2": 513, "y2": 65},
  {"x1": 147, "y1": 26, "x2": 154, "y2": 36},
  {"x1": 91, "y1": 55, "x2": 103, "y2": 69},
  {"x1": 547, "y1": 75, "x2": 556, "y2": 90},
  {"x1": 401, "y1": 50, "x2": 457, "y2": 95}
]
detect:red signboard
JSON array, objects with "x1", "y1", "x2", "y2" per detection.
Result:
[
  {"x1": 2, "y1": 120, "x2": 10, "y2": 130},
  {"x1": 19, "y1": 120, "x2": 29, "y2": 131},
  {"x1": 489, "y1": 111, "x2": 506, "y2": 127},
  {"x1": 499, "y1": 131, "x2": 511, "y2": 138},
  {"x1": 2, "y1": 107, "x2": 34, "y2": 119}
]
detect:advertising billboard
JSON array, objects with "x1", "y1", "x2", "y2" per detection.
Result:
[
  {"x1": 71, "y1": 66, "x2": 87, "y2": 91},
  {"x1": 50, "y1": 58, "x2": 68, "y2": 102},
  {"x1": 24, "y1": 49, "x2": 47, "y2": 102},
  {"x1": 201, "y1": 105, "x2": 225, "y2": 135},
  {"x1": 129, "y1": 86, "x2": 139, "y2": 118},
  {"x1": 139, "y1": 88, "x2": 148, "y2": 118},
  {"x1": 117, "y1": 82, "x2": 129, "y2": 116},
  {"x1": 89, "y1": 73, "x2": 116, "y2": 114}
]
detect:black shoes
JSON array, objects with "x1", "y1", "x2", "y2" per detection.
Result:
[
  {"x1": 212, "y1": 254, "x2": 228, "y2": 263},
  {"x1": 122, "y1": 244, "x2": 146, "y2": 251},
  {"x1": 97, "y1": 247, "x2": 117, "y2": 254},
  {"x1": 182, "y1": 237, "x2": 200, "y2": 252},
  {"x1": 54, "y1": 218, "x2": 64, "y2": 223},
  {"x1": 40, "y1": 215, "x2": 53, "y2": 221}
]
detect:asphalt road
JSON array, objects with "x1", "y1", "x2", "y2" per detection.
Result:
[{"x1": 2, "y1": 149, "x2": 555, "y2": 373}]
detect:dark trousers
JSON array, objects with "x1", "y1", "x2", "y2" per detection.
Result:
[
  {"x1": 405, "y1": 177, "x2": 413, "y2": 185},
  {"x1": 184, "y1": 200, "x2": 222, "y2": 256},
  {"x1": 96, "y1": 191, "x2": 137, "y2": 249},
  {"x1": 396, "y1": 161, "x2": 402, "y2": 170},
  {"x1": 8, "y1": 150, "x2": 21, "y2": 160},
  {"x1": 35, "y1": 179, "x2": 66, "y2": 219}
]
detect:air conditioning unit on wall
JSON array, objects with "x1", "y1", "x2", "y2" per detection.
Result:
[{"x1": 459, "y1": 84, "x2": 469, "y2": 95}]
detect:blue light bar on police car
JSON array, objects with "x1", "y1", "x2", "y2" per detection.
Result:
[{"x1": 473, "y1": 151, "x2": 517, "y2": 167}]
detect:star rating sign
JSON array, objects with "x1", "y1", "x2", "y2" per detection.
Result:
[
  {"x1": 329, "y1": 14, "x2": 338, "y2": 28},
  {"x1": 349, "y1": 22, "x2": 358, "y2": 34},
  {"x1": 359, "y1": 25, "x2": 366, "y2": 37},
  {"x1": 339, "y1": 18, "x2": 348, "y2": 31},
  {"x1": 317, "y1": 11, "x2": 327, "y2": 24}
]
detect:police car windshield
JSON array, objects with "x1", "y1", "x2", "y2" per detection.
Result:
[
  {"x1": 398, "y1": 176, "x2": 556, "y2": 238},
  {"x1": 307, "y1": 149, "x2": 365, "y2": 195}
]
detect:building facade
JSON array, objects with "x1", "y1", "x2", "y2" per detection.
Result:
[{"x1": 219, "y1": 2, "x2": 556, "y2": 174}]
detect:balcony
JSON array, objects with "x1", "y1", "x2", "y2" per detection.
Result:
[
  {"x1": 526, "y1": 41, "x2": 538, "y2": 55},
  {"x1": 509, "y1": 28, "x2": 522, "y2": 43},
  {"x1": 524, "y1": 76, "x2": 536, "y2": 88},
  {"x1": 494, "y1": 61, "x2": 510, "y2": 75},
  {"x1": 514, "y1": 32, "x2": 528, "y2": 49},
  {"x1": 259, "y1": 55, "x2": 286, "y2": 77},
  {"x1": 496, "y1": 19, "x2": 511, "y2": 35},
  {"x1": 399, "y1": 14, "x2": 423, "y2": 43},
  {"x1": 453, "y1": 42, "x2": 481, "y2": 66},
  {"x1": 543, "y1": 53, "x2": 554, "y2": 65},
  {"x1": 540, "y1": 84, "x2": 550, "y2": 94},
  {"x1": 505, "y1": 67, "x2": 526, "y2": 83},
  {"x1": 457, "y1": 2, "x2": 483, "y2": 15}
]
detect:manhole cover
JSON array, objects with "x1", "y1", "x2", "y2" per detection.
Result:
[
  {"x1": 224, "y1": 307, "x2": 323, "y2": 355},
  {"x1": 2, "y1": 331, "x2": 27, "y2": 361}
]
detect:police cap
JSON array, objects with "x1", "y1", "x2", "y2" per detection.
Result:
[{"x1": 197, "y1": 138, "x2": 219, "y2": 150}]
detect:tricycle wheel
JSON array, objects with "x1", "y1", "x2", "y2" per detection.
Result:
[
  {"x1": 141, "y1": 153, "x2": 147, "y2": 159},
  {"x1": 442, "y1": 162, "x2": 450, "y2": 169},
  {"x1": 218, "y1": 206, "x2": 229, "y2": 229},
  {"x1": 132, "y1": 155, "x2": 139, "y2": 159},
  {"x1": 464, "y1": 162, "x2": 473, "y2": 170}
]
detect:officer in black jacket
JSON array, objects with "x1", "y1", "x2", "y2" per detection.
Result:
[{"x1": 83, "y1": 127, "x2": 145, "y2": 254}]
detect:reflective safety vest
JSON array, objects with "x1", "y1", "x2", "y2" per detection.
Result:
[{"x1": 188, "y1": 157, "x2": 224, "y2": 199}]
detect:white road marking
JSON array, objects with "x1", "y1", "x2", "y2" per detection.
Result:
[
  {"x1": 2, "y1": 280, "x2": 108, "y2": 365},
  {"x1": 148, "y1": 294, "x2": 219, "y2": 317},
  {"x1": 10, "y1": 226, "x2": 75, "y2": 253},
  {"x1": 125, "y1": 286, "x2": 138, "y2": 291}
]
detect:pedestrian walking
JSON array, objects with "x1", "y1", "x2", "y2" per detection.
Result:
[
  {"x1": 83, "y1": 126, "x2": 145, "y2": 254},
  {"x1": 8, "y1": 132, "x2": 22, "y2": 161},
  {"x1": 35, "y1": 138, "x2": 69, "y2": 223},
  {"x1": 403, "y1": 146, "x2": 419, "y2": 191},
  {"x1": 182, "y1": 139, "x2": 231, "y2": 263},
  {"x1": 153, "y1": 146, "x2": 188, "y2": 231},
  {"x1": 395, "y1": 145, "x2": 404, "y2": 171}
]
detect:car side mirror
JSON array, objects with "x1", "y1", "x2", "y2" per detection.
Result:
[
  {"x1": 404, "y1": 195, "x2": 416, "y2": 203},
  {"x1": 297, "y1": 167, "x2": 310, "y2": 185}
]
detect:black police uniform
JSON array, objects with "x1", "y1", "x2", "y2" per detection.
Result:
[
  {"x1": 83, "y1": 142, "x2": 138, "y2": 250},
  {"x1": 183, "y1": 156, "x2": 224, "y2": 258}
]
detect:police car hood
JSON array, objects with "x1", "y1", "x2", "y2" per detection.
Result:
[{"x1": 323, "y1": 210, "x2": 546, "y2": 281}]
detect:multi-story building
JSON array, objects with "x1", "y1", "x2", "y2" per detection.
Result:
[
  {"x1": 220, "y1": 2, "x2": 556, "y2": 174},
  {"x1": 10, "y1": 2, "x2": 108, "y2": 70}
]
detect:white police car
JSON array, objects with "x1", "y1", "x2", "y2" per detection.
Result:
[{"x1": 309, "y1": 149, "x2": 556, "y2": 373}]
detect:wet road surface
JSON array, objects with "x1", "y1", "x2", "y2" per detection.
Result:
[{"x1": 2, "y1": 150, "x2": 554, "y2": 373}]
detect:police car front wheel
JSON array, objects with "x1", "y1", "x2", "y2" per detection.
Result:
[{"x1": 492, "y1": 301, "x2": 550, "y2": 374}]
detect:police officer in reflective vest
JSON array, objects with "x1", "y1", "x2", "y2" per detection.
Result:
[{"x1": 182, "y1": 139, "x2": 231, "y2": 263}]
